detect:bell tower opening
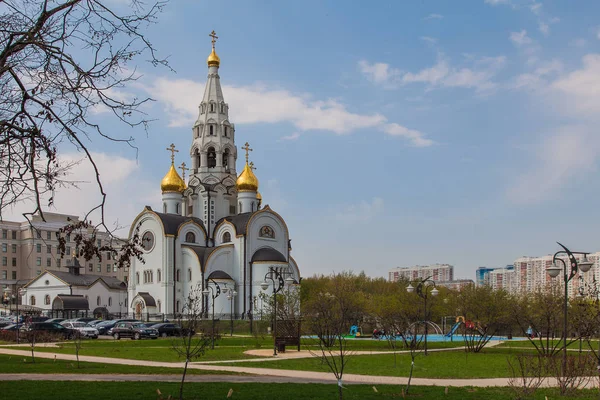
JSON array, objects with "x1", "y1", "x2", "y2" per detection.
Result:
[{"x1": 207, "y1": 147, "x2": 216, "y2": 168}]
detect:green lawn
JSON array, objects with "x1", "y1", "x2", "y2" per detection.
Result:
[
  {"x1": 0, "y1": 381, "x2": 597, "y2": 400},
  {"x1": 220, "y1": 348, "x2": 542, "y2": 378},
  {"x1": 0, "y1": 354, "x2": 238, "y2": 376}
]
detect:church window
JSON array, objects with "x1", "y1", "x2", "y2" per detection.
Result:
[
  {"x1": 222, "y1": 232, "x2": 231, "y2": 243},
  {"x1": 209, "y1": 125, "x2": 214, "y2": 135},
  {"x1": 176, "y1": 300, "x2": 181, "y2": 313},
  {"x1": 251, "y1": 202, "x2": 255, "y2": 212},
  {"x1": 200, "y1": 104, "x2": 205, "y2": 114},
  {"x1": 259, "y1": 226, "x2": 275, "y2": 239},
  {"x1": 222, "y1": 149, "x2": 229, "y2": 169},
  {"x1": 195, "y1": 149, "x2": 200, "y2": 168},
  {"x1": 108, "y1": 297, "x2": 112, "y2": 307},
  {"x1": 149, "y1": 270, "x2": 153, "y2": 283},
  {"x1": 157, "y1": 300, "x2": 161, "y2": 313},
  {"x1": 44, "y1": 295, "x2": 50, "y2": 305},
  {"x1": 97, "y1": 296, "x2": 101, "y2": 306},
  {"x1": 238, "y1": 202, "x2": 242, "y2": 213},
  {"x1": 185, "y1": 232, "x2": 196, "y2": 243},
  {"x1": 207, "y1": 147, "x2": 216, "y2": 168},
  {"x1": 30, "y1": 296, "x2": 36, "y2": 305},
  {"x1": 136, "y1": 272, "x2": 140, "y2": 285},
  {"x1": 229, "y1": 205, "x2": 236, "y2": 215},
  {"x1": 188, "y1": 269, "x2": 192, "y2": 281},
  {"x1": 163, "y1": 203, "x2": 167, "y2": 213},
  {"x1": 157, "y1": 269, "x2": 161, "y2": 282},
  {"x1": 176, "y1": 203, "x2": 180, "y2": 214},
  {"x1": 210, "y1": 103, "x2": 215, "y2": 113},
  {"x1": 176, "y1": 269, "x2": 181, "y2": 282}
]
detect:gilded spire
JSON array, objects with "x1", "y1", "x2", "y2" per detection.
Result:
[
  {"x1": 207, "y1": 30, "x2": 220, "y2": 67},
  {"x1": 166, "y1": 143, "x2": 179, "y2": 165},
  {"x1": 236, "y1": 142, "x2": 259, "y2": 192}
]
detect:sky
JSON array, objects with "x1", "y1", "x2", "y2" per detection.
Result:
[{"x1": 7, "y1": 0, "x2": 600, "y2": 280}]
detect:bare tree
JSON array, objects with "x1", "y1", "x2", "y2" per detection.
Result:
[
  {"x1": 0, "y1": 0, "x2": 169, "y2": 262},
  {"x1": 171, "y1": 283, "x2": 211, "y2": 400},
  {"x1": 402, "y1": 322, "x2": 425, "y2": 395}
]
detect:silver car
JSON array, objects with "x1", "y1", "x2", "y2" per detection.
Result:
[{"x1": 61, "y1": 321, "x2": 99, "y2": 339}]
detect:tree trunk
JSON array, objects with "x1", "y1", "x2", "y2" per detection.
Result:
[
  {"x1": 179, "y1": 358, "x2": 189, "y2": 400},
  {"x1": 337, "y1": 379, "x2": 343, "y2": 400},
  {"x1": 406, "y1": 359, "x2": 415, "y2": 394}
]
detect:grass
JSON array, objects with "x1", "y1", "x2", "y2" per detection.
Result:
[
  {"x1": 0, "y1": 354, "x2": 238, "y2": 376},
  {"x1": 220, "y1": 347, "x2": 545, "y2": 378},
  {"x1": 0, "y1": 381, "x2": 598, "y2": 400}
]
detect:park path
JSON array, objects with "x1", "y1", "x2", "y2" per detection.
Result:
[{"x1": 0, "y1": 346, "x2": 571, "y2": 388}]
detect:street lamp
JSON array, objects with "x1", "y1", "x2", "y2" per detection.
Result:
[
  {"x1": 546, "y1": 242, "x2": 593, "y2": 374},
  {"x1": 3, "y1": 287, "x2": 21, "y2": 344},
  {"x1": 406, "y1": 277, "x2": 438, "y2": 356},
  {"x1": 226, "y1": 287, "x2": 237, "y2": 336},
  {"x1": 202, "y1": 279, "x2": 221, "y2": 350},
  {"x1": 260, "y1": 266, "x2": 289, "y2": 356}
]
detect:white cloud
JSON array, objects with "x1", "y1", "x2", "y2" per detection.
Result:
[
  {"x1": 144, "y1": 77, "x2": 433, "y2": 147},
  {"x1": 279, "y1": 132, "x2": 301, "y2": 141},
  {"x1": 510, "y1": 30, "x2": 533, "y2": 46},
  {"x1": 420, "y1": 36, "x2": 438, "y2": 45},
  {"x1": 551, "y1": 54, "x2": 600, "y2": 116},
  {"x1": 484, "y1": 0, "x2": 511, "y2": 5},
  {"x1": 424, "y1": 13, "x2": 443, "y2": 20},
  {"x1": 538, "y1": 22, "x2": 549, "y2": 35},
  {"x1": 530, "y1": 2, "x2": 542, "y2": 15},
  {"x1": 357, "y1": 60, "x2": 401, "y2": 86},
  {"x1": 335, "y1": 197, "x2": 384, "y2": 222},
  {"x1": 570, "y1": 38, "x2": 586, "y2": 48},
  {"x1": 5, "y1": 152, "x2": 156, "y2": 234},
  {"x1": 382, "y1": 123, "x2": 435, "y2": 147},
  {"x1": 511, "y1": 59, "x2": 563, "y2": 89},
  {"x1": 507, "y1": 126, "x2": 600, "y2": 204}
]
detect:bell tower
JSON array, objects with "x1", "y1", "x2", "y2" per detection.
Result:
[{"x1": 185, "y1": 31, "x2": 238, "y2": 235}]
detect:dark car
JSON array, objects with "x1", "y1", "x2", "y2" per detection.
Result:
[
  {"x1": 97, "y1": 319, "x2": 138, "y2": 335},
  {"x1": 26, "y1": 322, "x2": 75, "y2": 339},
  {"x1": 112, "y1": 322, "x2": 158, "y2": 340},
  {"x1": 45, "y1": 318, "x2": 66, "y2": 324},
  {"x1": 0, "y1": 323, "x2": 22, "y2": 331},
  {"x1": 150, "y1": 323, "x2": 195, "y2": 338}
]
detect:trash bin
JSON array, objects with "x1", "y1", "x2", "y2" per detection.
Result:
[{"x1": 277, "y1": 341, "x2": 286, "y2": 353}]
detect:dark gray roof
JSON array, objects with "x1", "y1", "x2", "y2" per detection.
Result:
[
  {"x1": 136, "y1": 292, "x2": 156, "y2": 307},
  {"x1": 214, "y1": 212, "x2": 256, "y2": 236},
  {"x1": 207, "y1": 270, "x2": 233, "y2": 280},
  {"x1": 251, "y1": 248, "x2": 287, "y2": 263},
  {"x1": 50, "y1": 270, "x2": 126, "y2": 290},
  {"x1": 182, "y1": 245, "x2": 218, "y2": 271},
  {"x1": 145, "y1": 206, "x2": 205, "y2": 236},
  {"x1": 52, "y1": 295, "x2": 89, "y2": 310}
]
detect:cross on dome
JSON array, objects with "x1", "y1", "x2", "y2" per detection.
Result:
[
  {"x1": 209, "y1": 30, "x2": 218, "y2": 48},
  {"x1": 166, "y1": 143, "x2": 179, "y2": 164},
  {"x1": 249, "y1": 161, "x2": 256, "y2": 171},
  {"x1": 179, "y1": 162, "x2": 189, "y2": 181},
  {"x1": 242, "y1": 142, "x2": 252, "y2": 163}
]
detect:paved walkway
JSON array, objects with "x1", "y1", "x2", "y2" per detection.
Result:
[{"x1": 0, "y1": 347, "x2": 583, "y2": 388}]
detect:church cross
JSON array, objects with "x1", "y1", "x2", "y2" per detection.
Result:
[
  {"x1": 166, "y1": 143, "x2": 179, "y2": 164},
  {"x1": 242, "y1": 142, "x2": 252, "y2": 163},
  {"x1": 179, "y1": 162, "x2": 189, "y2": 181},
  {"x1": 209, "y1": 30, "x2": 218, "y2": 48},
  {"x1": 249, "y1": 161, "x2": 257, "y2": 172}
]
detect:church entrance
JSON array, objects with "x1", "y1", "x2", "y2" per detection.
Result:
[{"x1": 135, "y1": 302, "x2": 143, "y2": 320}]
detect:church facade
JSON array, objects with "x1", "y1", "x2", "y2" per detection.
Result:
[{"x1": 127, "y1": 33, "x2": 300, "y2": 321}]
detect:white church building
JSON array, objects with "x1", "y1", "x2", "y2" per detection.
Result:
[{"x1": 127, "y1": 33, "x2": 301, "y2": 323}]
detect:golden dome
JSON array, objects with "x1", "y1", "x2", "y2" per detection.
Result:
[
  {"x1": 207, "y1": 47, "x2": 220, "y2": 67},
  {"x1": 161, "y1": 164, "x2": 186, "y2": 193},
  {"x1": 256, "y1": 191, "x2": 262, "y2": 208},
  {"x1": 236, "y1": 163, "x2": 259, "y2": 192}
]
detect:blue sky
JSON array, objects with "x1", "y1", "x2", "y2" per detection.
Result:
[{"x1": 9, "y1": 0, "x2": 600, "y2": 280}]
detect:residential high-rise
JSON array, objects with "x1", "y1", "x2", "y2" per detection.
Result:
[{"x1": 389, "y1": 264, "x2": 454, "y2": 283}]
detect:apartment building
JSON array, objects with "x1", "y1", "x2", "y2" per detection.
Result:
[
  {"x1": 389, "y1": 264, "x2": 454, "y2": 283},
  {"x1": 0, "y1": 212, "x2": 128, "y2": 288}
]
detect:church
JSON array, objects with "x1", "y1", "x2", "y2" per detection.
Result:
[{"x1": 127, "y1": 32, "x2": 301, "y2": 322}]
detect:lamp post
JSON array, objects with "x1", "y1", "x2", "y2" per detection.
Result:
[
  {"x1": 202, "y1": 279, "x2": 221, "y2": 350},
  {"x1": 224, "y1": 286, "x2": 237, "y2": 336},
  {"x1": 260, "y1": 266, "x2": 294, "y2": 356},
  {"x1": 119, "y1": 302, "x2": 123, "y2": 318},
  {"x1": 546, "y1": 242, "x2": 593, "y2": 374},
  {"x1": 406, "y1": 277, "x2": 439, "y2": 356},
  {"x1": 3, "y1": 287, "x2": 21, "y2": 344}
]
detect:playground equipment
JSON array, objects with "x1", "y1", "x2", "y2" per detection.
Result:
[
  {"x1": 445, "y1": 316, "x2": 485, "y2": 337},
  {"x1": 344, "y1": 325, "x2": 362, "y2": 338}
]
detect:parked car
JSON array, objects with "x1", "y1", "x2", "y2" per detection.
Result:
[
  {"x1": 45, "y1": 318, "x2": 66, "y2": 324},
  {"x1": 61, "y1": 321, "x2": 99, "y2": 339},
  {"x1": 150, "y1": 323, "x2": 195, "y2": 338},
  {"x1": 100, "y1": 319, "x2": 139, "y2": 335},
  {"x1": 87, "y1": 320, "x2": 103, "y2": 326},
  {"x1": 0, "y1": 321, "x2": 13, "y2": 329},
  {"x1": 112, "y1": 322, "x2": 158, "y2": 340},
  {"x1": 26, "y1": 322, "x2": 75, "y2": 339},
  {"x1": 0, "y1": 323, "x2": 22, "y2": 331}
]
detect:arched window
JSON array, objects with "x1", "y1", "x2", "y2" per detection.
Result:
[
  {"x1": 185, "y1": 232, "x2": 196, "y2": 243},
  {"x1": 157, "y1": 269, "x2": 162, "y2": 282},
  {"x1": 188, "y1": 269, "x2": 192, "y2": 281},
  {"x1": 209, "y1": 125, "x2": 214, "y2": 135},
  {"x1": 200, "y1": 104, "x2": 205, "y2": 114},
  {"x1": 44, "y1": 295, "x2": 50, "y2": 305},
  {"x1": 195, "y1": 148, "x2": 200, "y2": 168},
  {"x1": 136, "y1": 272, "x2": 140, "y2": 285},
  {"x1": 96, "y1": 296, "x2": 101, "y2": 306},
  {"x1": 222, "y1": 232, "x2": 231, "y2": 243},
  {"x1": 207, "y1": 147, "x2": 216, "y2": 168},
  {"x1": 238, "y1": 202, "x2": 242, "y2": 213},
  {"x1": 149, "y1": 270, "x2": 153, "y2": 283},
  {"x1": 176, "y1": 300, "x2": 181, "y2": 313},
  {"x1": 157, "y1": 300, "x2": 161, "y2": 313},
  {"x1": 251, "y1": 202, "x2": 255, "y2": 212},
  {"x1": 108, "y1": 297, "x2": 112, "y2": 307},
  {"x1": 223, "y1": 126, "x2": 227, "y2": 137},
  {"x1": 176, "y1": 269, "x2": 180, "y2": 282},
  {"x1": 30, "y1": 296, "x2": 36, "y2": 305},
  {"x1": 176, "y1": 203, "x2": 180, "y2": 214},
  {"x1": 222, "y1": 149, "x2": 229, "y2": 169},
  {"x1": 210, "y1": 103, "x2": 215, "y2": 113},
  {"x1": 163, "y1": 203, "x2": 167, "y2": 213}
]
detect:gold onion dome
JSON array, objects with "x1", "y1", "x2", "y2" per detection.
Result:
[
  {"x1": 161, "y1": 164, "x2": 186, "y2": 193},
  {"x1": 207, "y1": 47, "x2": 220, "y2": 67},
  {"x1": 236, "y1": 163, "x2": 259, "y2": 192},
  {"x1": 256, "y1": 191, "x2": 262, "y2": 201}
]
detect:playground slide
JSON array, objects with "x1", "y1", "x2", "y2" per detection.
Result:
[{"x1": 445, "y1": 322, "x2": 461, "y2": 337}]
